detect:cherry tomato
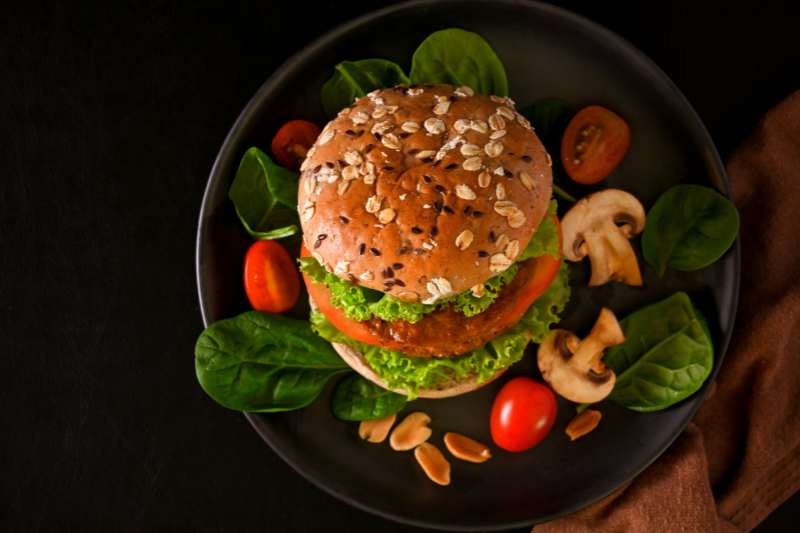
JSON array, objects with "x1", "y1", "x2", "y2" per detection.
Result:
[
  {"x1": 561, "y1": 105, "x2": 630, "y2": 185},
  {"x1": 243, "y1": 240, "x2": 300, "y2": 313},
  {"x1": 491, "y1": 377, "x2": 558, "y2": 452},
  {"x1": 271, "y1": 120, "x2": 322, "y2": 172}
]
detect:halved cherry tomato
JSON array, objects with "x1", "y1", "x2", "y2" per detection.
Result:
[
  {"x1": 561, "y1": 105, "x2": 630, "y2": 185},
  {"x1": 271, "y1": 120, "x2": 322, "y2": 173},
  {"x1": 491, "y1": 377, "x2": 558, "y2": 452},
  {"x1": 244, "y1": 240, "x2": 300, "y2": 313}
]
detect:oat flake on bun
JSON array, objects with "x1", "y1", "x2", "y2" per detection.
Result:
[{"x1": 298, "y1": 84, "x2": 553, "y2": 305}]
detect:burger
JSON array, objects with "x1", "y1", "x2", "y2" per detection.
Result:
[{"x1": 297, "y1": 83, "x2": 570, "y2": 399}]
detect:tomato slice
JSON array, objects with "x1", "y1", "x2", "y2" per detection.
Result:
[
  {"x1": 244, "y1": 240, "x2": 300, "y2": 313},
  {"x1": 271, "y1": 120, "x2": 322, "y2": 173},
  {"x1": 491, "y1": 377, "x2": 558, "y2": 452},
  {"x1": 301, "y1": 215, "x2": 562, "y2": 349},
  {"x1": 300, "y1": 243, "x2": 394, "y2": 347},
  {"x1": 561, "y1": 105, "x2": 630, "y2": 185}
]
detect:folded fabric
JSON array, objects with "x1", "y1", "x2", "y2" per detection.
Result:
[{"x1": 535, "y1": 89, "x2": 800, "y2": 533}]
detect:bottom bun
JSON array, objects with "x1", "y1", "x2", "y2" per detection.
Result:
[
  {"x1": 309, "y1": 295, "x2": 504, "y2": 398},
  {"x1": 332, "y1": 342, "x2": 505, "y2": 399}
]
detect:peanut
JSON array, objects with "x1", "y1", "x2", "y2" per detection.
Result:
[
  {"x1": 389, "y1": 412, "x2": 432, "y2": 451},
  {"x1": 566, "y1": 409, "x2": 602, "y2": 440},
  {"x1": 358, "y1": 414, "x2": 396, "y2": 443},
  {"x1": 443, "y1": 432, "x2": 492, "y2": 463},
  {"x1": 414, "y1": 442, "x2": 451, "y2": 486}
]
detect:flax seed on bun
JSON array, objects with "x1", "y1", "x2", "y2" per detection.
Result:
[{"x1": 298, "y1": 83, "x2": 552, "y2": 305}]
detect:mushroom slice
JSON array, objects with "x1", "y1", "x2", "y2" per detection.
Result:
[
  {"x1": 537, "y1": 308, "x2": 625, "y2": 403},
  {"x1": 560, "y1": 189, "x2": 646, "y2": 286}
]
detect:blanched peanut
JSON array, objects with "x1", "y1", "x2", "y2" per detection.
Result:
[
  {"x1": 358, "y1": 414, "x2": 396, "y2": 443},
  {"x1": 390, "y1": 412, "x2": 432, "y2": 451},
  {"x1": 566, "y1": 409, "x2": 602, "y2": 440},
  {"x1": 414, "y1": 442, "x2": 451, "y2": 486},
  {"x1": 443, "y1": 432, "x2": 492, "y2": 463}
]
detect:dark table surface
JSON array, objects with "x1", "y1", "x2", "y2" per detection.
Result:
[{"x1": 3, "y1": 0, "x2": 800, "y2": 531}]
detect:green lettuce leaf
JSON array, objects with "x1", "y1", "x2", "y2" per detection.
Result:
[
  {"x1": 367, "y1": 295, "x2": 429, "y2": 324},
  {"x1": 298, "y1": 257, "x2": 383, "y2": 321},
  {"x1": 309, "y1": 264, "x2": 570, "y2": 399},
  {"x1": 446, "y1": 264, "x2": 519, "y2": 317},
  {"x1": 299, "y1": 257, "x2": 519, "y2": 323},
  {"x1": 309, "y1": 309, "x2": 526, "y2": 401},
  {"x1": 513, "y1": 261, "x2": 571, "y2": 344},
  {"x1": 518, "y1": 199, "x2": 559, "y2": 262}
]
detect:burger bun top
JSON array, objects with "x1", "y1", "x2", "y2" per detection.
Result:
[{"x1": 298, "y1": 84, "x2": 553, "y2": 305}]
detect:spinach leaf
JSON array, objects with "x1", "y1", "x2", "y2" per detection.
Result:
[
  {"x1": 642, "y1": 184, "x2": 739, "y2": 276},
  {"x1": 321, "y1": 59, "x2": 410, "y2": 120},
  {"x1": 195, "y1": 311, "x2": 350, "y2": 412},
  {"x1": 519, "y1": 98, "x2": 576, "y2": 157},
  {"x1": 331, "y1": 373, "x2": 407, "y2": 421},
  {"x1": 603, "y1": 292, "x2": 714, "y2": 412},
  {"x1": 517, "y1": 199, "x2": 559, "y2": 262},
  {"x1": 519, "y1": 98, "x2": 606, "y2": 210},
  {"x1": 228, "y1": 147, "x2": 301, "y2": 240},
  {"x1": 409, "y1": 29, "x2": 508, "y2": 97}
]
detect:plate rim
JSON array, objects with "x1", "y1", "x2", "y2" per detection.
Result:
[{"x1": 196, "y1": 0, "x2": 742, "y2": 529}]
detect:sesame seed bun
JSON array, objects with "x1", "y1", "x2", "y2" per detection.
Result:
[{"x1": 298, "y1": 83, "x2": 552, "y2": 305}]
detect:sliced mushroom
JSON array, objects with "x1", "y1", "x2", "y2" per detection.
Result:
[
  {"x1": 560, "y1": 189, "x2": 646, "y2": 286},
  {"x1": 537, "y1": 308, "x2": 625, "y2": 403}
]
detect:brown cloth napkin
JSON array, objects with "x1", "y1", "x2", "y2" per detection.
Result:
[{"x1": 536, "y1": 89, "x2": 800, "y2": 533}]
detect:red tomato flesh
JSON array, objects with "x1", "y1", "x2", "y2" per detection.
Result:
[
  {"x1": 491, "y1": 377, "x2": 558, "y2": 452},
  {"x1": 244, "y1": 240, "x2": 300, "y2": 314},
  {"x1": 561, "y1": 105, "x2": 630, "y2": 185},
  {"x1": 271, "y1": 120, "x2": 322, "y2": 173}
]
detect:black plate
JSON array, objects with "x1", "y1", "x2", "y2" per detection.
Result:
[{"x1": 196, "y1": 0, "x2": 740, "y2": 529}]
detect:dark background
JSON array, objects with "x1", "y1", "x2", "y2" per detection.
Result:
[{"x1": 3, "y1": 0, "x2": 799, "y2": 531}]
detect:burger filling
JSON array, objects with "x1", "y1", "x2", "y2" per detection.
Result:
[
  {"x1": 311, "y1": 262, "x2": 570, "y2": 400},
  {"x1": 303, "y1": 200, "x2": 571, "y2": 399}
]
